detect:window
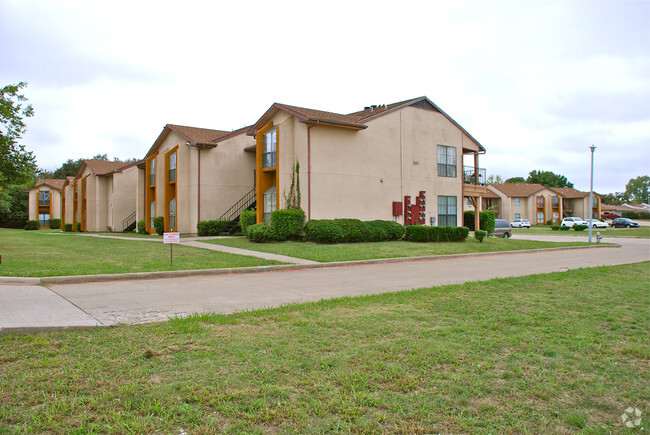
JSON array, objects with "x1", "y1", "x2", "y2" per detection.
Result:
[
  {"x1": 38, "y1": 190, "x2": 50, "y2": 206},
  {"x1": 537, "y1": 211, "x2": 544, "y2": 224},
  {"x1": 437, "y1": 145, "x2": 457, "y2": 177},
  {"x1": 38, "y1": 213, "x2": 50, "y2": 227},
  {"x1": 150, "y1": 158, "x2": 156, "y2": 186},
  {"x1": 263, "y1": 129, "x2": 277, "y2": 168},
  {"x1": 438, "y1": 195, "x2": 457, "y2": 226},
  {"x1": 515, "y1": 213, "x2": 521, "y2": 220},
  {"x1": 169, "y1": 152, "x2": 176, "y2": 182},
  {"x1": 263, "y1": 185, "x2": 277, "y2": 223},
  {"x1": 514, "y1": 198, "x2": 520, "y2": 207},
  {"x1": 150, "y1": 201, "x2": 155, "y2": 227},
  {"x1": 552, "y1": 196, "x2": 559, "y2": 207},
  {"x1": 169, "y1": 198, "x2": 176, "y2": 229},
  {"x1": 536, "y1": 196, "x2": 544, "y2": 208}
]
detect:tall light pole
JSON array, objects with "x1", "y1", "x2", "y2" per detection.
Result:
[{"x1": 588, "y1": 145, "x2": 596, "y2": 243}]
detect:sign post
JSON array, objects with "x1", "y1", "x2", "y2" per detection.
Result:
[{"x1": 163, "y1": 232, "x2": 180, "y2": 267}]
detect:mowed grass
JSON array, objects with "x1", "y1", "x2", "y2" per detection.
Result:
[
  {"x1": 206, "y1": 236, "x2": 594, "y2": 262},
  {"x1": 0, "y1": 263, "x2": 648, "y2": 433},
  {"x1": 0, "y1": 229, "x2": 281, "y2": 277},
  {"x1": 513, "y1": 225, "x2": 650, "y2": 237}
]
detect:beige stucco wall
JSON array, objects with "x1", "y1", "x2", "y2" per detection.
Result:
[
  {"x1": 108, "y1": 166, "x2": 138, "y2": 232},
  {"x1": 27, "y1": 187, "x2": 62, "y2": 222},
  {"x1": 147, "y1": 130, "x2": 256, "y2": 235},
  {"x1": 62, "y1": 183, "x2": 74, "y2": 225},
  {"x1": 274, "y1": 106, "x2": 467, "y2": 225}
]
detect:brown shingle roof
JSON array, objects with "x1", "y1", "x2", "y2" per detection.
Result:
[
  {"x1": 549, "y1": 187, "x2": 594, "y2": 199},
  {"x1": 489, "y1": 183, "x2": 547, "y2": 198},
  {"x1": 33, "y1": 179, "x2": 66, "y2": 190},
  {"x1": 81, "y1": 160, "x2": 132, "y2": 177},
  {"x1": 167, "y1": 124, "x2": 232, "y2": 145}
]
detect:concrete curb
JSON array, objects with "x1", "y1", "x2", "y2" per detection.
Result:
[{"x1": 2, "y1": 243, "x2": 618, "y2": 285}]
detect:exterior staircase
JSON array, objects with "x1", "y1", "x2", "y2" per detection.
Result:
[
  {"x1": 219, "y1": 188, "x2": 256, "y2": 234},
  {"x1": 122, "y1": 211, "x2": 137, "y2": 232}
]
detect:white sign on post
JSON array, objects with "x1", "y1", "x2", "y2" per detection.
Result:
[
  {"x1": 163, "y1": 232, "x2": 180, "y2": 244},
  {"x1": 163, "y1": 232, "x2": 180, "y2": 267}
]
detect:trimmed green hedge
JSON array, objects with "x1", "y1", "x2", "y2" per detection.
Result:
[
  {"x1": 197, "y1": 220, "x2": 229, "y2": 236},
  {"x1": 153, "y1": 216, "x2": 164, "y2": 235},
  {"x1": 463, "y1": 210, "x2": 496, "y2": 233},
  {"x1": 573, "y1": 224, "x2": 588, "y2": 231},
  {"x1": 76, "y1": 222, "x2": 81, "y2": 232},
  {"x1": 137, "y1": 220, "x2": 146, "y2": 234},
  {"x1": 622, "y1": 211, "x2": 650, "y2": 219},
  {"x1": 246, "y1": 223, "x2": 276, "y2": 243},
  {"x1": 475, "y1": 229, "x2": 487, "y2": 242},
  {"x1": 551, "y1": 225, "x2": 561, "y2": 231},
  {"x1": 303, "y1": 219, "x2": 405, "y2": 244},
  {"x1": 240, "y1": 210, "x2": 257, "y2": 234},
  {"x1": 64, "y1": 223, "x2": 73, "y2": 232},
  {"x1": 404, "y1": 225, "x2": 469, "y2": 242},
  {"x1": 560, "y1": 226, "x2": 570, "y2": 231},
  {"x1": 49, "y1": 218, "x2": 61, "y2": 229},
  {"x1": 24, "y1": 220, "x2": 39, "y2": 230},
  {"x1": 271, "y1": 209, "x2": 305, "y2": 241}
]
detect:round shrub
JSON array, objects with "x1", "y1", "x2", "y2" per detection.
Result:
[
  {"x1": 246, "y1": 223, "x2": 275, "y2": 243},
  {"x1": 560, "y1": 226, "x2": 570, "y2": 231},
  {"x1": 303, "y1": 220, "x2": 344, "y2": 244},
  {"x1": 404, "y1": 225, "x2": 429, "y2": 242},
  {"x1": 475, "y1": 229, "x2": 487, "y2": 243},
  {"x1": 332, "y1": 219, "x2": 366, "y2": 242},
  {"x1": 239, "y1": 210, "x2": 257, "y2": 234},
  {"x1": 49, "y1": 218, "x2": 61, "y2": 229},
  {"x1": 24, "y1": 220, "x2": 38, "y2": 230},
  {"x1": 550, "y1": 225, "x2": 561, "y2": 231},
  {"x1": 64, "y1": 223, "x2": 73, "y2": 232},
  {"x1": 76, "y1": 222, "x2": 81, "y2": 231},
  {"x1": 153, "y1": 216, "x2": 164, "y2": 235},
  {"x1": 137, "y1": 220, "x2": 146, "y2": 234},
  {"x1": 197, "y1": 220, "x2": 229, "y2": 236},
  {"x1": 573, "y1": 224, "x2": 588, "y2": 231},
  {"x1": 271, "y1": 209, "x2": 305, "y2": 241}
]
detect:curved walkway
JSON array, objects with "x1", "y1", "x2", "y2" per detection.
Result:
[{"x1": 1, "y1": 235, "x2": 648, "y2": 334}]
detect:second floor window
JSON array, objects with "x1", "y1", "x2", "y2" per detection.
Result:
[
  {"x1": 263, "y1": 129, "x2": 276, "y2": 169},
  {"x1": 552, "y1": 196, "x2": 559, "y2": 207},
  {"x1": 169, "y1": 152, "x2": 176, "y2": 182},
  {"x1": 536, "y1": 196, "x2": 544, "y2": 208},
  {"x1": 437, "y1": 145, "x2": 456, "y2": 177},
  {"x1": 514, "y1": 198, "x2": 520, "y2": 207},
  {"x1": 38, "y1": 190, "x2": 50, "y2": 206},
  {"x1": 150, "y1": 158, "x2": 156, "y2": 186}
]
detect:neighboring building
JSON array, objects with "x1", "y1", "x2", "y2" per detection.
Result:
[
  {"x1": 142, "y1": 124, "x2": 256, "y2": 235},
  {"x1": 246, "y1": 96, "x2": 488, "y2": 228},
  {"x1": 485, "y1": 183, "x2": 601, "y2": 224},
  {"x1": 70, "y1": 160, "x2": 139, "y2": 232},
  {"x1": 27, "y1": 179, "x2": 66, "y2": 228}
]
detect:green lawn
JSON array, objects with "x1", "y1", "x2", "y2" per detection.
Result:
[
  {"x1": 205, "y1": 237, "x2": 594, "y2": 262},
  {"x1": 513, "y1": 224, "x2": 650, "y2": 237},
  {"x1": 0, "y1": 229, "x2": 281, "y2": 277},
  {"x1": 1, "y1": 263, "x2": 647, "y2": 433}
]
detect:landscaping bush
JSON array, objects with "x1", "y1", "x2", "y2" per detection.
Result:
[
  {"x1": 76, "y1": 222, "x2": 81, "y2": 231},
  {"x1": 622, "y1": 211, "x2": 650, "y2": 220},
  {"x1": 239, "y1": 210, "x2": 257, "y2": 234},
  {"x1": 463, "y1": 210, "x2": 496, "y2": 234},
  {"x1": 197, "y1": 220, "x2": 229, "y2": 236},
  {"x1": 64, "y1": 223, "x2": 73, "y2": 232},
  {"x1": 475, "y1": 229, "x2": 487, "y2": 243},
  {"x1": 137, "y1": 220, "x2": 146, "y2": 234},
  {"x1": 560, "y1": 226, "x2": 570, "y2": 231},
  {"x1": 332, "y1": 219, "x2": 367, "y2": 243},
  {"x1": 551, "y1": 225, "x2": 561, "y2": 231},
  {"x1": 546, "y1": 220, "x2": 552, "y2": 225},
  {"x1": 49, "y1": 218, "x2": 61, "y2": 229},
  {"x1": 153, "y1": 216, "x2": 164, "y2": 235},
  {"x1": 367, "y1": 220, "x2": 405, "y2": 241},
  {"x1": 404, "y1": 225, "x2": 469, "y2": 242},
  {"x1": 271, "y1": 209, "x2": 305, "y2": 241},
  {"x1": 24, "y1": 220, "x2": 38, "y2": 230},
  {"x1": 573, "y1": 224, "x2": 588, "y2": 231},
  {"x1": 246, "y1": 223, "x2": 276, "y2": 243},
  {"x1": 303, "y1": 220, "x2": 345, "y2": 244}
]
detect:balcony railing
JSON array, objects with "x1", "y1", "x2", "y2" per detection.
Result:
[
  {"x1": 463, "y1": 166, "x2": 486, "y2": 185},
  {"x1": 38, "y1": 199, "x2": 50, "y2": 206}
]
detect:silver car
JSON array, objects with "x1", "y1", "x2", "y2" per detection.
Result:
[{"x1": 492, "y1": 219, "x2": 512, "y2": 238}]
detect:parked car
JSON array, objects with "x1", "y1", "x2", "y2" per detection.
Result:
[
  {"x1": 587, "y1": 220, "x2": 608, "y2": 229},
  {"x1": 561, "y1": 217, "x2": 587, "y2": 227},
  {"x1": 510, "y1": 219, "x2": 531, "y2": 228},
  {"x1": 493, "y1": 219, "x2": 512, "y2": 238},
  {"x1": 601, "y1": 211, "x2": 621, "y2": 220},
  {"x1": 610, "y1": 218, "x2": 640, "y2": 228}
]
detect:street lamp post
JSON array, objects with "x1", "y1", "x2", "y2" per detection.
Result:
[{"x1": 588, "y1": 145, "x2": 596, "y2": 243}]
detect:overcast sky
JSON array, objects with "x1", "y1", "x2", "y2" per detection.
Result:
[{"x1": 1, "y1": 0, "x2": 648, "y2": 194}]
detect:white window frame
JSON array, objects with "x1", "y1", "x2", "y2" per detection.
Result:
[
  {"x1": 438, "y1": 195, "x2": 457, "y2": 226},
  {"x1": 437, "y1": 145, "x2": 457, "y2": 178}
]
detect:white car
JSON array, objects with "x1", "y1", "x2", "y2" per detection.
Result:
[
  {"x1": 587, "y1": 219, "x2": 608, "y2": 229},
  {"x1": 561, "y1": 217, "x2": 587, "y2": 227},
  {"x1": 510, "y1": 219, "x2": 531, "y2": 228}
]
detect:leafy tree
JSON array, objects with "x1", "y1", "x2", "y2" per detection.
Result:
[
  {"x1": 486, "y1": 174, "x2": 504, "y2": 184},
  {"x1": 505, "y1": 176, "x2": 526, "y2": 184},
  {"x1": 526, "y1": 170, "x2": 573, "y2": 188},
  {"x1": 0, "y1": 82, "x2": 37, "y2": 188},
  {"x1": 53, "y1": 159, "x2": 84, "y2": 178},
  {"x1": 600, "y1": 192, "x2": 626, "y2": 205},
  {"x1": 0, "y1": 182, "x2": 30, "y2": 228},
  {"x1": 624, "y1": 176, "x2": 649, "y2": 204}
]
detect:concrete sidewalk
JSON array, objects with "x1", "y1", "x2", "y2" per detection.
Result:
[{"x1": 1, "y1": 236, "x2": 648, "y2": 335}]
